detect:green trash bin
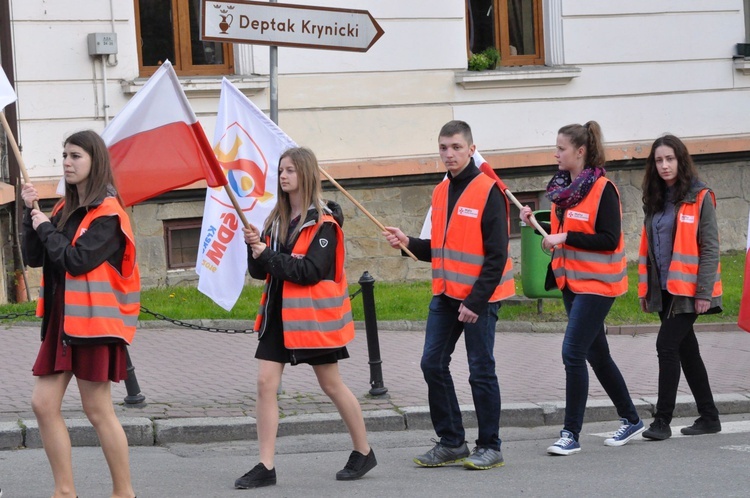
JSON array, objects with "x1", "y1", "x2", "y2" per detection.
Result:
[{"x1": 520, "y1": 210, "x2": 562, "y2": 298}]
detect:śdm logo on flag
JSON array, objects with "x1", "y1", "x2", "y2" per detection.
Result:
[{"x1": 196, "y1": 78, "x2": 297, "y2": 311}]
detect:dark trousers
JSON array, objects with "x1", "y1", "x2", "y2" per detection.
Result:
[
  {"x1": 421, "y1": 295, "x2": 501, "y2": 450},
  {"x1": 655, "y1": 291, "x2": 719, "y2": 424},
  {"x1": 561, "y1": 288, "x2": 640, "y2": 440}
]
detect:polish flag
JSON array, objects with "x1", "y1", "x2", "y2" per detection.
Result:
[
  {"x1": 738, "y1": 210, "x2": 750, "y2": 332},
  {"x1": 0, "y1": 65, "x2": 16, "y2": 109},
  {"x1": 420, "y1": 150, "x2": 506, "y2": 238},
  {"x1": 101, "y1": 60, "x2": 227, "y2": 206}
]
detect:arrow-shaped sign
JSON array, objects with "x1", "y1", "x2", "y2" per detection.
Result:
[{"x1": 201, "y1": 1, "x2": 384, "y2": 53}]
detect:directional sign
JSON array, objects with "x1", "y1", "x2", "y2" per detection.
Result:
[{"x1": 201, "y1": 1, "x2": 384, "y2": 52}]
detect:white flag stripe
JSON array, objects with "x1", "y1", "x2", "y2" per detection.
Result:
[
  {"x1": 101, "y1": 60, "x2": 197, "y2": 145},
  {"x1": 196, "y1": 78, "x2": 297, "y2": 310},
  {"x1": 0, "y1": 65, "x2": 17, "y2": 109}
]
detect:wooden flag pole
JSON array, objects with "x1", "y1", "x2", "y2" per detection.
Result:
[
  {"x1": 222, "y1": 184, "x2": 253, "y2": 229},
  {"x1": 0, "y1": 111, "x2": 40, "y2": 211},
  {"x1": 318, "y1": 166, "x2": 418, "y2": 261},
  {"x1": 503, "y1": 187, "x2": 549, "y2": 237}
]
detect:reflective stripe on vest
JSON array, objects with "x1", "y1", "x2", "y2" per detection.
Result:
[
  {"x1": 431, "y1": 173, "x2": 515, "y2": 302},
  {"x1": 550, "y1": 177, "x2": 628, "y2": 297},
  {"x1": 255, "y1": 214, "x2": 355, "y2": 349},
  {"x1": 36, "y1": 198, "x2": 140, "y2": 344},
  {"x1": 666, "y1": 189, "x2": 722, "y2": 298}
]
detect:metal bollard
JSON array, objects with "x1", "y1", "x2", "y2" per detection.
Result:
[
  {"x1": 124, "y1": 348, "x2": 146, "y2": 405},
  {"x1": 358, "y1": 271, "x2": 388, "y2": 396}
]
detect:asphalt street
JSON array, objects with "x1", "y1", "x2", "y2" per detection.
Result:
[{"x1": 2, "y1": 416, "x2": 750, "y2": 497}]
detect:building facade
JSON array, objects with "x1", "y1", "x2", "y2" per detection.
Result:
[{"x1": 1, "y1": 0, "x2": 750, "y2": 301}]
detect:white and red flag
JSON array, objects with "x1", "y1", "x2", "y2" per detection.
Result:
[
  {"x1": 0, "y1": 65, "x2": 16, "y2": 109},
  {"x1": 196, "y1": 79, "x2": 297, "y2": 311},
  {"x1": 100, "y1": 60, "x2": 227, "y2": 206},
  {"x1": 420, "y1": 150, "x2": 506, "y2": 238},
  {"x1": 738, "y1": 210, "x2": 750, "y2": 332}
]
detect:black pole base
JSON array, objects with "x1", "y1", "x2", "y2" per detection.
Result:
[
  {"x1": 368, "y1": 386, "x2": 389, "y2": 397},
  {"x1": 123, "y1": 393, "x2": 146, "y2": 406}
]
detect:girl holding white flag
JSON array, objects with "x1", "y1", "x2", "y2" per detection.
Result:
[
  {"x1": 236, "y1": 147, "x2": 376, "y2": 489},
  {"x1": 21, "y1": 130, "x2": 138, "y2": 498}
]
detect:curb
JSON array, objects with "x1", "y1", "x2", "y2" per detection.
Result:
[{"x1": 3, "y1": 393, "x2": 749, "y2": 449}]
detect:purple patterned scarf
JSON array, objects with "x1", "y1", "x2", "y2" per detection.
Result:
[{"x1": 546, "y1": 166, "x2": 606, "y2": 218}]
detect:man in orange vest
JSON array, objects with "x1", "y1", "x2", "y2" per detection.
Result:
[{"x1": 383, "y1": 120, "x2": 512, "y2": 471}]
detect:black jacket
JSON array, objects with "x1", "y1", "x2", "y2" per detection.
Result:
[
  {"x1": 22, "y1": 196, "x2": 126, "y2": 340},
  {"x1": 406, "y1": 159, "x2": 508, "y2": 314},
  {"x1": 248, "y1": 200, "x2": 343, "y2": 338}
]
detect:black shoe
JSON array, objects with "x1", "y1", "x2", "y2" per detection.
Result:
[
  {"x1": 336, "y1": 448, "x2": 377, "y2": 480},
  {"x1": 235, "y1": 463, "x2": 277, "y2": 489},
  {"x1": 681, "y1": 417, "x2": 721, "y2": 436},
  {"x1": 643, "y1": 419, "x2": 672, "y2": 440}
]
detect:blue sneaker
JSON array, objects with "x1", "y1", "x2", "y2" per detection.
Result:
[
  {"x1": 547, "y1": 430, "x2": 581, "y2": 455},
  {"x1": 604, "y1": 418, "x2": 645, "y2": 446}
]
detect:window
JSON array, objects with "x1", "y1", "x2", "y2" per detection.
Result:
[
  {"x1": 467, "y1": 0, "x2": 544, "y2": 66},
  {"x1": 509, "y1": 193, "x2": 539, "y2": 238},
  {"x1": 135, "y1": 0, "x2": 234, "y2": 76},
  {"x1": 164, "y1": 218, "x2": 203, "y2": 269}
]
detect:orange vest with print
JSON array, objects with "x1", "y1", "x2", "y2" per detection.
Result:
[
  {"x1": 550, "y1": 177, "x2": 627, "y2": 297},
  {"x1": 254, "y1": 215, "x2": 355, "y2": 349},
  {"x1": 431, "y1": 173, "x2": 515, "y2": 302},
  {"x1": 637, "y1": 189, "x2": 722, "y2": 298},
  {"x1": 36, "y1": 198, "x2": 141, "y2": 344}
]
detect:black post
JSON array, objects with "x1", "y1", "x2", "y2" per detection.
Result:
[
  {"x1": 124, "y1": 348, "x2": 146, "y2": 405},
  {"x1": 358, "y1": 271, "x2": 388, "y2": 396}
]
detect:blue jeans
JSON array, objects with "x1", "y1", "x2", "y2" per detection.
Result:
[
  {"x1": 421, "y1": 295, "x2": 501, "y2": 450},
  {"x1": 561, "y1": 288, "x2": 639, "y2": 440}
]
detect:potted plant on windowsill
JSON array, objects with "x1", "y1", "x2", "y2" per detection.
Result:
[{"x1": 468, "y1": 47, "x2": 500, "y2": 71}]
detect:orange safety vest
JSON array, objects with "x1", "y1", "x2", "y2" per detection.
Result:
[
  {"x1": 36, "y1": 198, "x2": 141, "y2": 344},
  {"x1": 637, "y1": 189, "x2": 722, "y2": 298},
  {"x1": 254, "y1": 214, "x2": 355, "y2": 349},
  {"x1": 431, "y1": 173, "x2": 515, "y2": 302},
  {"x1": 550, "y1": 177, "x2": 627, "y2": 297}
]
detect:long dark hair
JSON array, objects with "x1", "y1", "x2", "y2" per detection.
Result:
[
  {"x1": 558, "y1": 121, "x2": 607, "y2": 168},
  {"x1": 641, "y1": 134, "x2": 699, "y2": 214},
  {"x1": 55, "y1": 130, "x2": 119, "y2": 230},
  {"x1": 263, "y1": 147, "x2": 324, "y2": 245}
]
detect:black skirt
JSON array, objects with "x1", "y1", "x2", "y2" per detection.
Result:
[{"x1": 255, "y1": 322, "x2": 350, "y2": 366}]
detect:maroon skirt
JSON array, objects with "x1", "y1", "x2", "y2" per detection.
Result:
[{"x1": 32, "y1": 290, "x2": 128, "y2": 383}]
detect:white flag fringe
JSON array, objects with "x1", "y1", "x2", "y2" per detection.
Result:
[
  {"x1": 0, "y1": 65, "x2": 17, "y2": 110},
  {"x1": 196, "y1": 79, "x2": 297, "y2": 311}
]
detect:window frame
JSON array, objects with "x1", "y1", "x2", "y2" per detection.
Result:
[
  {"x1": 134, "y1": 0, "x2": 234, "y2": 77},
  {"x1": 163, "y1": 218, "x2": 203, "y2": 270},
  {"x1": 467, "y1": 0, "x2": 545, "y2": 67}
]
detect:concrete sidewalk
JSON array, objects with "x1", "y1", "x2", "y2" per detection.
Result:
[{"x1": 1, "y1": 322, "x2": 749, "y2": 449}]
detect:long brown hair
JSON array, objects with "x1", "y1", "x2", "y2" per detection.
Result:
[
  {"x1": 558, "y1": 121, "x2": 607, "y2": 168},
  {"x1": 641, "y1": 134, "x2": 700, "y2": 214},
  {"x1": 55, "y1": 130, "x2": 120, "y2": 230},
  {"x1": 263, "y1": 147, "x2": 324, "y2": 245}
]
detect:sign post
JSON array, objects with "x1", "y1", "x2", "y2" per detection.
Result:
[{"x1": 201, "y1": 1, "x2": 384, "y2": 52}]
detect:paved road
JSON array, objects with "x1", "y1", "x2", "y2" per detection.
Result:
[{"x1": 2, "y1": 417, "x2": 750, "y2": 497}]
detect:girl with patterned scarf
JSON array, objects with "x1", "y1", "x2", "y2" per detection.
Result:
[{"x1": 520, "y1": 121, "x2": 644, "y2": 456}]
